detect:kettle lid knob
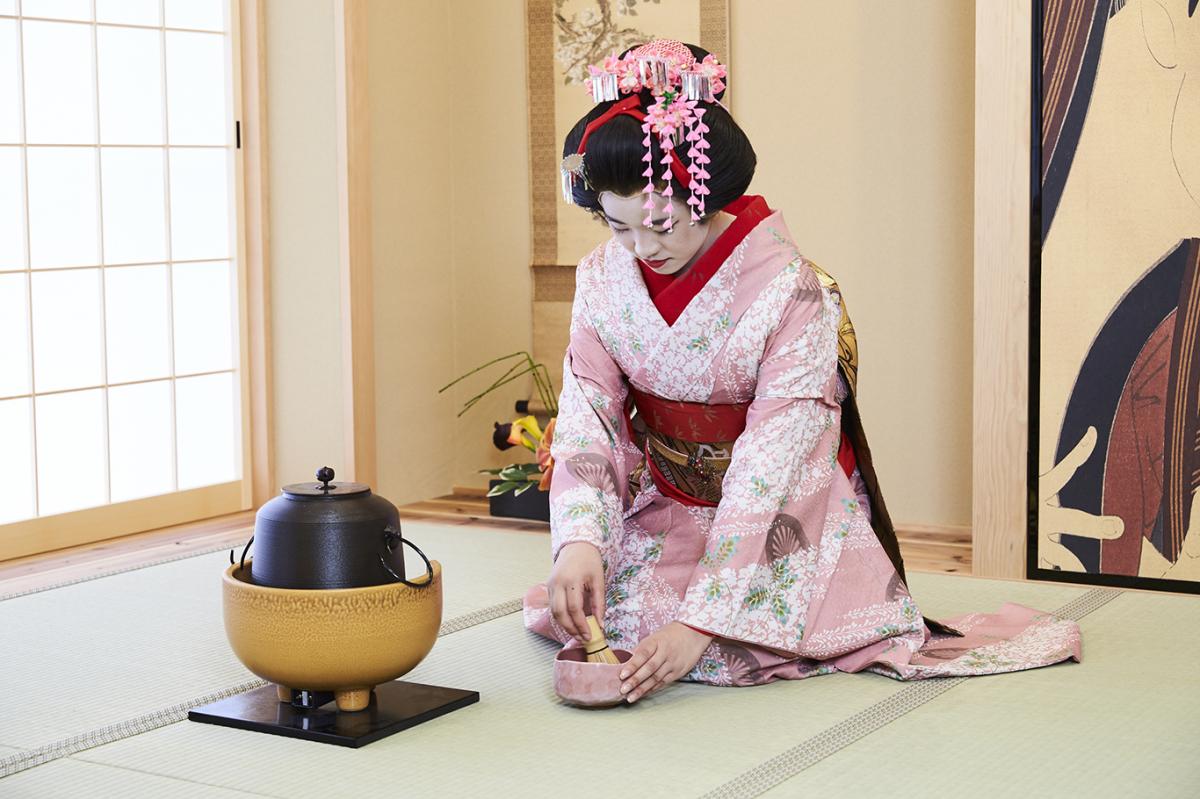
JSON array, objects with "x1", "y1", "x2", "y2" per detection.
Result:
[
  {"x1": 316, "y1": 466, "x2": 335, "y2": 490},
  {"x1": 281, "y1": 466, "x2": 369, "y2": 499}
]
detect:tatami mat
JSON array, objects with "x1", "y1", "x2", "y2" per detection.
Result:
[
  {"x1": 70, "y1": 612, "x2": 915, "y2": 798},
  {"x1": 0, "y1": 550, "x2": 254, "y2": 751},
  {"x1": 0, "y1": 521, "x2": 546, "y2": 752},
  {"x1": 4, "y1": 519, "x2": 1196, "y2": 798},
  {"x1": 763, "y1": 589, "x2": 1200, "y2": 799},
  {"x1": 905, "y1": 570, "x2": 1086, "y2": 621},
  {"x1": 414, "y1": 521, "x2": 550, "y2": 610},
  {"x1": 45, "y1": 577, "x2": 1104, "y2": 798},
  {"x1": 0, "y1": 757, "x2": 269, "y2": 798}
]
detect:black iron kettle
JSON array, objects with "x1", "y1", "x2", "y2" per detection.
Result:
[{"x1": 233, "y1": 467, "x2": 432, "y2": 590}]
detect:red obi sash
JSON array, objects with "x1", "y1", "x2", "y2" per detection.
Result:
[
  {"x1": 629, "y1": 387, "x2": 859, "y2": 507},
  {"x1": 629, "y1": 386, "x2": 748, "y2": 442}
]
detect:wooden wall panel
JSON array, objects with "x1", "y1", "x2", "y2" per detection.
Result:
[
  {"x1": 972, "y1": 0, "x2": 1032, "y2": 579},
  {"x1": 239, "y1": 0, "x2": 275, "y2": 506},
  {"x1": 532, "y1": 264, "x2": 574, "y2": 393},
  {"x1": 334, "y1": 0, "x2": 377, "y2": 487}
]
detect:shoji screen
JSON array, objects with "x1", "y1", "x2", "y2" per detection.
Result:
[{"x1": 0, "y1": 0, "x2": 245, "y2": 531}]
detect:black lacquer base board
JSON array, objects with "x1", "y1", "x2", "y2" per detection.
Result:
[{"x1": 188, "y1": 681, "x2": 480, "y2": 748}]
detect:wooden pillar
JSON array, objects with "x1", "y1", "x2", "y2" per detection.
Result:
[
  {"x1": 972, "y1": 0, "x2": 1032, "y2": 578},
  {"x1": 334, "y1": 0, "x2": 377, "y2": 488}
]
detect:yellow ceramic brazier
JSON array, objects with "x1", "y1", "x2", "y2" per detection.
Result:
[{"x1": 222, "y1": 557, "x2": 442, "y2": 711}]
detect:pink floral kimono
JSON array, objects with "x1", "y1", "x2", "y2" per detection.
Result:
[{"x1": 524, "y1": 196, "x2": 1081, "y2": 685}]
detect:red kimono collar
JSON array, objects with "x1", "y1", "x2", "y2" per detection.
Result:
[{"x1": 637, "y1": 195, "x2": 772, "y2": 326}]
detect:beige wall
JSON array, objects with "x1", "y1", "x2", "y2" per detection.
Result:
[
  {"x1": 264, "y1": 0, "x2": 347, "y2": 487},
  {"x1": 369, "y1": 0, "x2": 533, "y2": 504},
  {"x1": 263, "y1": 0, "x2": 532, "y2": 504},
  {"x1": 445, "y1": 2, "x2": 534, "y2": 491},
  {"x1": 367, "y1": 0, "x2": 457, "y2": 504},
  {"x1": 730, "y1": 1, "x2": 975, "y2": 527}
]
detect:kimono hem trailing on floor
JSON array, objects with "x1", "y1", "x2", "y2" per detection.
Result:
[{"x1": 523, "y1": 196, "x2": 1081, "y2": 685}]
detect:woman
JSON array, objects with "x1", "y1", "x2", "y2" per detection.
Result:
[{"x1": 523, "y1": 40, "x2": 1081, "y2": 703}]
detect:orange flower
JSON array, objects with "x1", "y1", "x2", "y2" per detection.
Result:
[
  {"x1": 536, "y1": 417, "x2": 556, "y2": 490},
  {"x1": 507, "y1": 415, "x2": 543, "y2": 452}
]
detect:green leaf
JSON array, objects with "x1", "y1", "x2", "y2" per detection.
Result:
[
  {"x1": 498, "y1": 466, "x2": 529, "y2": 481},
  {"x1": 478, "y1": 468, "x2": 504, "y2": 475},
  {"x1": 744, "y1": 588, "x2": 768, "y2": 609},
  {"x1": 772, "y1": 595, "x2": 791, "y2": 624},
  {"x1": 614, "y1": 565, "x2": 641, "y2": 583},
  {"x1": 567, "y1": 502, "x2": 595, "y2": 519},
  {"x1": 513, "y1": 481, "x2": 535, "y2": 496},
  {"x1": 486, "y1": 480, "x2": 522, "y2": 497}
]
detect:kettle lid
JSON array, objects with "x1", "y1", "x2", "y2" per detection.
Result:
[{"x1": 281, "y1": 466, "x2": 370, "y2": 499}]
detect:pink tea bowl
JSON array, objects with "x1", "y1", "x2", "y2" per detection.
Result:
[{"x1": 553, "y1": 647, "x2": 634, "y2": 708}]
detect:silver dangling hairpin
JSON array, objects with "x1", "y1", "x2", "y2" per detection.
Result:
[
  {"x1": 591, "y1": 73, "x2": 619, "y2": 103},
  {"x1": 637, "y1": 56, "x2": 670, "y2": 93},
  {"x1": 560, "y1": 153, "x2": 586, "y2": 204},
  {"x1": 681, "y1": 70, "x2": 714, "y2": 103}
]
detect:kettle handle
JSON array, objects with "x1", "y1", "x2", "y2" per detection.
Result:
[
  {"x1": 380, "y1": 525, "x2": 434, "y2": 588},
  {"x1": 229, "y1": 535, "x2": 254, "y2": 574}
]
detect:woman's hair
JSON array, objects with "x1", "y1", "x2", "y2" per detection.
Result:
[{"x1": 562, "y1": 43, "x2": 756, "y2": 220}]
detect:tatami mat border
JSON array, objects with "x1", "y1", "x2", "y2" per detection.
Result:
[
  {"x1": 700, "y1": 587, "x2": 1122, "y2": 798},
  {"x1": 0, "y1": 517, "x2": 526, "y2": 604},
  {"x1": 0, "y1": 679, "x2": 266, "y2": 780},
  {"x1": 0, "y1": 542, "x2": 238, "y2": 603},
  {"x1": 0, "y1": 598, "x2": 526, "y2": 780}
]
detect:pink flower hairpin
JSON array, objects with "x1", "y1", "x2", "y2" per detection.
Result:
[{"x1": 571, "y1": 40, "x2": 727, "y2": 228}]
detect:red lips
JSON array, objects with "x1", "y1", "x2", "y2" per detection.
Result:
[{"x1": 643, "y1": 259, "x2": 668, "y2": 269}]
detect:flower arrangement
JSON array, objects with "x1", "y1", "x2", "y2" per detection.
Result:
[{"x1": 438, "y1": 351, "x2": 558, "y2": 498}]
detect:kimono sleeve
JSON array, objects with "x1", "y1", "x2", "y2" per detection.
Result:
[
  {"x1": 547, "y1": 285, "x2": 642, "y2": 561},
  {"x1": 675, "y1": 272, "x2": 864, "y2": 655}
]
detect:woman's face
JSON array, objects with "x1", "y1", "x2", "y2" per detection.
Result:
[{"x1": 597, "y1": 190, "x2": 710, "y2": 276}]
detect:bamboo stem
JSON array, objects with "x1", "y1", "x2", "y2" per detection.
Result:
[
  {"x1": 437, "y1": 351, "x2": 526, "y2": 393},
  {"x1": 441, "y1": 350, "x2": 559, "y2": 419}
]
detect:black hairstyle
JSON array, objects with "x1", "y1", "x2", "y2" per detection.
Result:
[{"x1": 562, "y1": 43, "x2": 755, "y2": 221}]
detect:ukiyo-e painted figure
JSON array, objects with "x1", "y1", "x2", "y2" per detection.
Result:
[
  {"x1": 523, "y1": 40, "x2": 1083, "y2": 703},
  {"x1": 1037, "y1": 0, "x2": 1200, "y2": 587}
]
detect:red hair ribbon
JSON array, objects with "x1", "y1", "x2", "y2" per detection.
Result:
[{"x1": 576, "y1": 95, "x2": 693, "y2": 190}]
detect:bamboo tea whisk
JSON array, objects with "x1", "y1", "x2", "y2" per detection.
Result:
[{"x1": 584, "y1": 615, "x2": 620, "y2": 664}]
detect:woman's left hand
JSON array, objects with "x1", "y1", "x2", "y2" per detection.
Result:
[{"x1": 619, "y1": 622, "x2": 713, "y2": 703}]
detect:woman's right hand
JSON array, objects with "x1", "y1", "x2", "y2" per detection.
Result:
[{"x1": 546, "y1": 542, "x2": 606, "y2": 643}]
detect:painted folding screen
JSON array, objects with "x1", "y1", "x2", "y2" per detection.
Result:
[{"x1": 1031, "y1": 0, "x2": 1200, "y2": 593}]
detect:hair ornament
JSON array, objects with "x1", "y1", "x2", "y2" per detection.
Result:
[
  {"x1": 681, "y1": 72, "x2": 711, "y2": 103},
  {"x1": 591, "y1": 72, "x2": 619, "y2": 103},
  {"x1": 560, "y1": 152, "x2": 587, "y2": 203},
  {"x1": 691, "y1": 54, "x2": 727, "y2": 97},
  {"x1": 570, "y1": 40, "x2": 727, "y2": 226},
  {"x1": 637, "y1": 56, "x2": 672, "y2": 93}
]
